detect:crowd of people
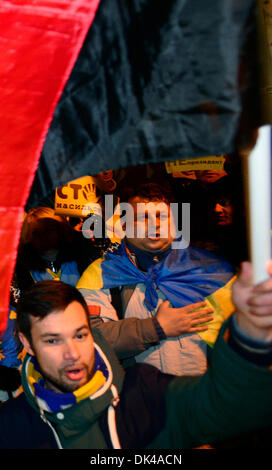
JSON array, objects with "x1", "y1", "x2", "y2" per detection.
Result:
[{"x1": 0, "y1": 159, "x2": 272, "y2": 449}]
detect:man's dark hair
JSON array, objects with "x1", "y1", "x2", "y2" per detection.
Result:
[
  {"x1": 16, "y1": 280, "x2": 90, "y2": 345},
  {"x1": 118, "y1": 182, "x2": 175, "y2": 205}
]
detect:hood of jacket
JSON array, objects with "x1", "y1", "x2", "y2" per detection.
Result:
[{"x1": 21, "y1": 328, "x2": 125, "y2": 449}]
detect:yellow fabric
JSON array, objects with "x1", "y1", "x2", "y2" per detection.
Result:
[
  {"x1": 197, "y1": 276, "x2": 237, "y2": 347},
  {"x1": 29, "y1": 268, "x2": 61, "y2": 282},
  {"x1": 76, "y1": 257, "x2": 104, "y2": 290},
  {"x1": 9, "y1": 309, "x2": 17, "y2": 320},
  {"x1": 28, "y1": 360, "x2": 43, "y2": 394},
  {"x1": 45, "y1": 268, "x2": 61, "y2": 280},
  {"x1": 74, "y1": 370, "x2": 106, "y2": 402}
]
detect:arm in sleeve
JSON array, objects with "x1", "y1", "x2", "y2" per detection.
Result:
[
  {"x1": 150, "y1": 318, "x2": 272, "y2": 449},
  {"x1": 79, "y1": 287, "x2": 161, "y2": 359}
]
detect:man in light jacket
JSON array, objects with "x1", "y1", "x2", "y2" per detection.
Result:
[{"x1": 77, "y1": 182, "x2": 235, "y2": 375}]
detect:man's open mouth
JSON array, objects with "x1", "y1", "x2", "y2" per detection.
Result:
[{"x1": 65, "y1": 367, "x2": 85, "y2": 382}]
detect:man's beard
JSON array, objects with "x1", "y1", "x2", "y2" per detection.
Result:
[
  {"x1": 43, "y1": 367, "x2": 91, "y2": 393},
  {"x1": 34, "y1": 356, "x2": 93, "y2": 393}
]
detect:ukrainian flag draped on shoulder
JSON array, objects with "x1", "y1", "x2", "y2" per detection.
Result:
[
  {"x1": 77, "y1": 241, "x2": 235, "y2": 324},
  {"x1": 30, "y1": 261, "x2": 80, "y2": 287}
]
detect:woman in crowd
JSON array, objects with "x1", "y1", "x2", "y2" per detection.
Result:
[{"x1": 15, "y1": 206, "x2": 100, "y2": 294}]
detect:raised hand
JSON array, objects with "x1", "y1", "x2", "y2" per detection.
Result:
[{"x1": 232, "y1": 261, "x2": 272, "y2": 341}]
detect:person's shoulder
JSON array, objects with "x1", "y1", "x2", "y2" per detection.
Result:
[
  {"x1": 0, "y1": 392, "x2": 58, "y2": 449},
  {"x1": 0, "y1": 392, "x2": 30, "y2": 418},
  {"x1": 186, "y1": 245, "x2": 234, "y2": 271},
  {"x1": 0, "y1": 393, "x2": 31, "y2": 444},
  {"x1": 77, "y1": 256, "x2": 104, "y2": 290},
  {"x1": 77, "y1": 243, "x2": 124, "y2": 290}
]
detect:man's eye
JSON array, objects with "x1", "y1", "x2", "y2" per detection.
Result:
[
  {"x1": 46, "y1": 338, "x2": 57, "y2": 344},
  {"x1": 217, "y1": 198, "x2": 231, "y2": 207},
  {"x1": 76, "y1": 333, "x2": 88, "y2": 340}
]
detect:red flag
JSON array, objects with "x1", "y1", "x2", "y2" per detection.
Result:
[{"x1": 0, "y1": 0, "x2": 100, "y2": 333}]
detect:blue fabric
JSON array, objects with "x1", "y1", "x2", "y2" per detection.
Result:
[
  {"x1": 101, "y1": 241, "x2": 235, "y2": 310},
  {"x1": 30, "y1": 260, "x2": 80, "y2": 286},
  {"x1": 33, "y1": 374, "x2": 77, "y2": 412},
  {"x1": 0, "y1": 307, "x2": 22, "y2": 368}
]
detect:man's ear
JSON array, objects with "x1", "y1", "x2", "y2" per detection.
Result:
[{"x1": 18, "y1": 332, "x2": 35, "y2": 356}]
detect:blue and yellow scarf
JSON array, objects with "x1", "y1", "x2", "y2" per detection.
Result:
[{"x1": 25, "y1": 347, "x2": 110, "y2": 413}]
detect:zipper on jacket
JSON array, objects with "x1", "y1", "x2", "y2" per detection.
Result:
[
  {"x1": 40, "y1": 409, "x2": 63, "y2": 449},
  {"x1": 107, "y1": 384, "x2": 121, "y2": 449}
]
